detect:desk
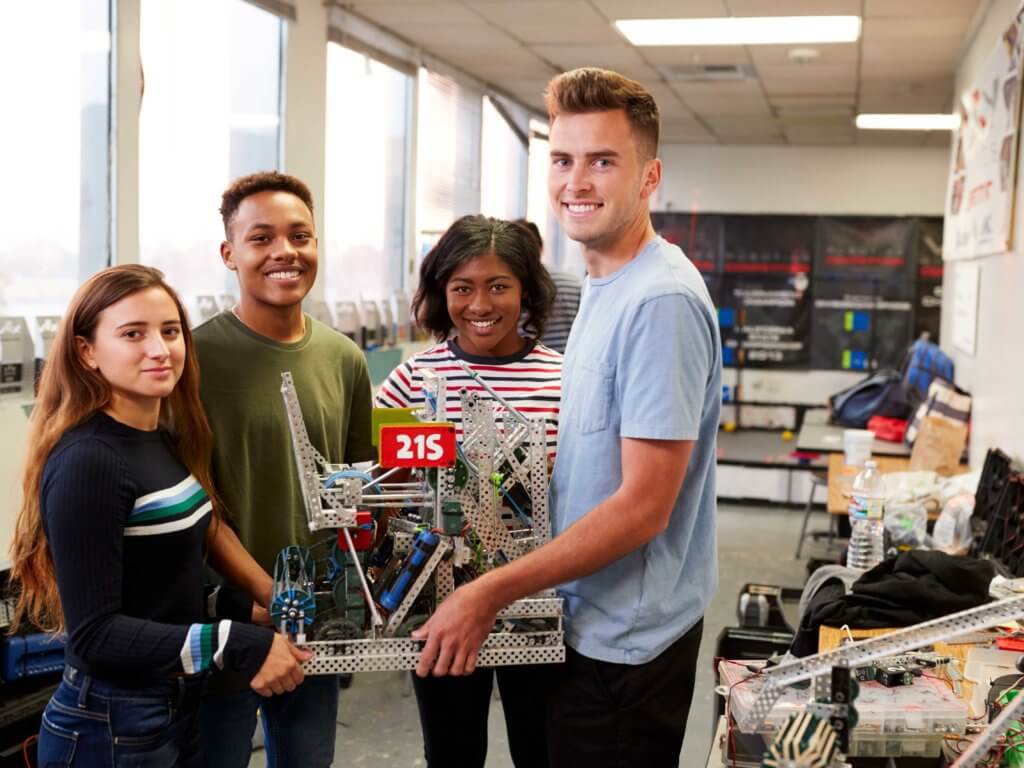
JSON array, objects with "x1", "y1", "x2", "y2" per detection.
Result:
[
  {"x1": 716, "y1": 429, "x2": 827, "y2": 505},
  {"x1": 826, "y1": 454, "x2": 972, "y2": 518},
  {"x1": 718, "y1": 429, "x2": 826, "y2": 469},
  {"x1": 705, "y1": 716, "x2": 726, "y2": 768},
  {"x1": 797, "y1": 420, "x2": 910, "y2": 457},
  {"x1": 826, "y1": 453, "x2": 912, "y2": 515}
]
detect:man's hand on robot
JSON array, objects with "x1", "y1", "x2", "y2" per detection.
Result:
[
  {"x1": 412, "y1": 580, "x2": 498, "y2": 678},
  {"x1": 250, "y1": 632, "x2": 314, "y2": 697}
]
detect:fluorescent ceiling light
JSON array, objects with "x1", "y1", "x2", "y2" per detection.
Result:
[
  {"x1": 615, "y1": 16, "x2": 861, "y2": 46},
  {"x1": 855, "y1": 114, "x2": 960, "y2": 131}
]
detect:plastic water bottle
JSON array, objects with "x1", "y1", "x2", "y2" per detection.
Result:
[{"x1": 847, "y1": 460, "x2": 885, "y2": 571}]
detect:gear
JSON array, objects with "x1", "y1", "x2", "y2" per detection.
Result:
[{"x1": 314, "y1": 618, "x2": 363, "y2": 642}]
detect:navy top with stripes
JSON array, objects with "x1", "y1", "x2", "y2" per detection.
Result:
[{"x1": 41, "y1": 411, "x2": 273, "y2": 682}]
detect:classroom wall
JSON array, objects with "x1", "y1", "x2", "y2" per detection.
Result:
[
  {"x1": 942, "y1": 0, "x2": 1024, "y2": 467},
  {"x1": 648, "y1": 143, "x2": 949, "y2": 406},
  {"x1": 654, "y1": 144, "x2": 949, "y2": 217}
]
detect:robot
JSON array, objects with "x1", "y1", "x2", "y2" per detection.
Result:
[{"x1": 270, "y1": 365, "x2": 564, "y2": 674}]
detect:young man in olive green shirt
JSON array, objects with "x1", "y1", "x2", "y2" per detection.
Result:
[{"x1": 195, "y1": 171, "x2": 375, "y2": 767}]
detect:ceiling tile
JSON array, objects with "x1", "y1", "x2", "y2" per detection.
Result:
[
  {"x1": 351, "y1": 2, "x2": 480, "y2": 25},
  {"x1": 385, "y1": 22, "x2": 519, "y2": 50},
  {"x1": 757, "y1": 62, "x2": 856, "y2": 82},
  {"x1": 446, "y1": 51, "x2": 559, "y2": 81},
  {"x1": 704, "y1": 115, "x2": 780, "y2": 135},
  {"x1": 860, "y1": 90, "x2": 954, "y2": 114},
  {"x1": 783, "y1": 125, "x2": 856, "y2": 145},
  {"x1": 855, "y1": 130, "x2": 930, "y2": 147},
  {"x1": 859, "y1": 77, "x2": 954, "y2": 98},
  {"x1": 661, "y1": 116, "x2": 718, "y2": 143},
  {"x1": 770, "y1": 94, "x2": 856, "y2": 109},
  {"x1": 861, "y1": 47, "x2": 960, "y2": 79},
  {"x1": 761, "y1": 73, "x2": 857, "y2": 97},
  {"x1": 661, "y1": 134, "x2": 719, "y2": 145},
  {"x1": 348, "y1": 0, "x2": 452, "y2": 4},
  {"x1": 864, "y1": 0, "x2": 980, "y2": 18},
  {"x1": 777, "y1": 112, "x2": 852, "y2": 129},
  {"x1": 863, "y1": 17, "x2": 972, "y2": 42},
  {"x1": 590, "y1": 0, "x2": 729, "y2": 18},
  {"x1": 528, "y1": 43, "x2": 658, "y2": 80},
  {"x1": 469, "y1": 1, "x2": 622, "y2": 44},
  {"x1": 662, "y1": 111, "x2": 707, "y2": 130},
  {"x1": 924, "y1": 131, "x2": 954, "y2": 148},
  {"x1": 641, "y1": 45, "x2": 750, "y2": 66},
  {"x1": 672, "y1": 79, "x2": 770, "y2": 117},
  {"x1": 718, "y1": 134, "x2": 787, "y2": 145},
  {"x1": 725, "y1": 0, "x2": 860, "y2": 15},
  {"x1": 747, "y1": 42, "x2": 858, "y2": 68},
  {"x1": 503, "y1": 77, "x2": 555, "y2": 102}
]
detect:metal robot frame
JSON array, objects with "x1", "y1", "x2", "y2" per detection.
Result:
[
  {"x1": 734, "y1": 594, "x2": 1024, "y2": 767},
  {"x1": 278, "y1": 366, "x2": 565, "y2": 675}
]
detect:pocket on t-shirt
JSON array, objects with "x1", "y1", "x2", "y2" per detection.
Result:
[{"x1": 575, "y1": 363, "x2": 614, "y2": 434}]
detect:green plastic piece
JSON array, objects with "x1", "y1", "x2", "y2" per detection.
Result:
[{"x1": 370, "y1": 407, "x2": 418, "y2": 447}]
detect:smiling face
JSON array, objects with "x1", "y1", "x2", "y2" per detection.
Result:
[
  {"x1": 221, "y1": 190, "x2": 318, "y2": 311},
  {"x1": 445, "y1": 251, "x2": 525, "y2": 358},
  {"x1": 76, "y1": 286, "x2": 186, "y2": 413},
  {"x1": 548, "y1": 109, "x2": 660, "y2": 254}
]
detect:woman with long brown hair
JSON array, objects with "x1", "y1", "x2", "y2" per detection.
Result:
[{"x1": 10, "y1": 265, "x2": 308, "y2": 766}]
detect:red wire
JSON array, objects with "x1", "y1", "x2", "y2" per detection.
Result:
[
  {"x1": 721, "y1": 662, "x2": 763, "y2": 768},
  {"x1": 22, "y1": 734, "x2": 37, "y2": 767}
]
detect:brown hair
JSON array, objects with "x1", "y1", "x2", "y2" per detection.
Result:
[
  {"x1": 220, "y1": 171, "x2": 315, "y2": 238},
  {"x1": 9, "y1": 265, "x2": 222, "y2": 633},
  {"x1": 545, "y1": 67, "x2": 660, "y2": 160}
]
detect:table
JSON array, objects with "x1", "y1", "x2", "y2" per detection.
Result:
[
  {"x1": 797, "y1": 420, "x2": 911, "y2": 457},
  {"x1": 705, "y1": 716, "x2": 726, "y2": 768},
  {"x1": 716, "y1": 428, "x2": 827, "y2": 505},
  {"x1": 826, "y1": 453, "x2": 972, "y2": 518},
  {"x1": 826, "y1": 453, "x2": 913, "y2": 515}
]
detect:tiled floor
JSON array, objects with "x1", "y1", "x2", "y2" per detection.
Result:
[{"x1": 249, "y1": 501, "x2": 819, "y2": 767}]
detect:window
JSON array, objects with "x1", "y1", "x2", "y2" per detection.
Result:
[
  {"x1": 480, "y1": 97, "x2": 528, "y2": 221},
  {"x1": 323, "y1": 44, "x2": 411, "y2": 303},
  {"x1": 139, "y1": 0, "x2": 283, "y2": 313},
  {"x1": 416, "y1": 69, "x2": 482, "y2": 260},
  {"x1": 0, "y1": 0, "x2": 110, "y2": 323}
]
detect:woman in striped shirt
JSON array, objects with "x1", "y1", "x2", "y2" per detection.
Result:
[
  {"x1": 376, "y1": 215, "x2": 560, "y2": 768},
  {"x1": 10, "y1": 266, "x2": 307, "y2": 767}
]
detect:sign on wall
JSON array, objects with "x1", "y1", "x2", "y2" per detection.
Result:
[
  {"x1": 945, "y1": 2, "x2": 1024, "y2": 259},
  {"x1": 952, "y1": 262, "x2": 981, "y2": 356},
  {"x1": 651, "y1": 212, "x2": 722, "y2": 273},
  {"x1": 650, "y1": 211, "x2": 936, "y2": 372}
]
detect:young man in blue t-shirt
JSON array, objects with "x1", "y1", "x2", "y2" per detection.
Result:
[{"x1": 413, "y1": 68, "x2": 721, "y2": 767}]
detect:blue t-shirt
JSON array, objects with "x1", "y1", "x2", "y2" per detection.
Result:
[{"x1": 550, "y1": 236, "x2": 721, "y2": 665}]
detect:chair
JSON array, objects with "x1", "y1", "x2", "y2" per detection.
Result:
[{"x1": 795, "y1": 471, "x2": 831, "y2": 559}]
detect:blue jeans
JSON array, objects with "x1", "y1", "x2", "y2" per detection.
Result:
[
  {"x1": 198, "y1": 675, "x2": 339, "y2": 768},
  {"x1": 38, "y1": 666, "x2": 203, "y2": 768}
]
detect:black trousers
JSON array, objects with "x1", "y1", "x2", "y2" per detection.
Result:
[
  {"x1": 413, "y1": 663, "x2": 552, "y2": 768},
  {"x1": 547, "y1": 619, "x2": 704, "y2": 768}
]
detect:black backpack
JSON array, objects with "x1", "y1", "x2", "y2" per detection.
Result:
[{"x1": 829, "y1": 369, "x2": 903, "y2": 428}]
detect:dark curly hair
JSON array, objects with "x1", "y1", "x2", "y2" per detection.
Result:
[
  {"x1": 220, "y1": 171, "x2": 315, "y2": 238},
  {"x1": 413, "y1": 215, "x2": 556, "y2": 341}
]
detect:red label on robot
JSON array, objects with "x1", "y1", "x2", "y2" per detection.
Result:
[{"x1": 379, "y1": 424, "x2": 456, "y2": 468}]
